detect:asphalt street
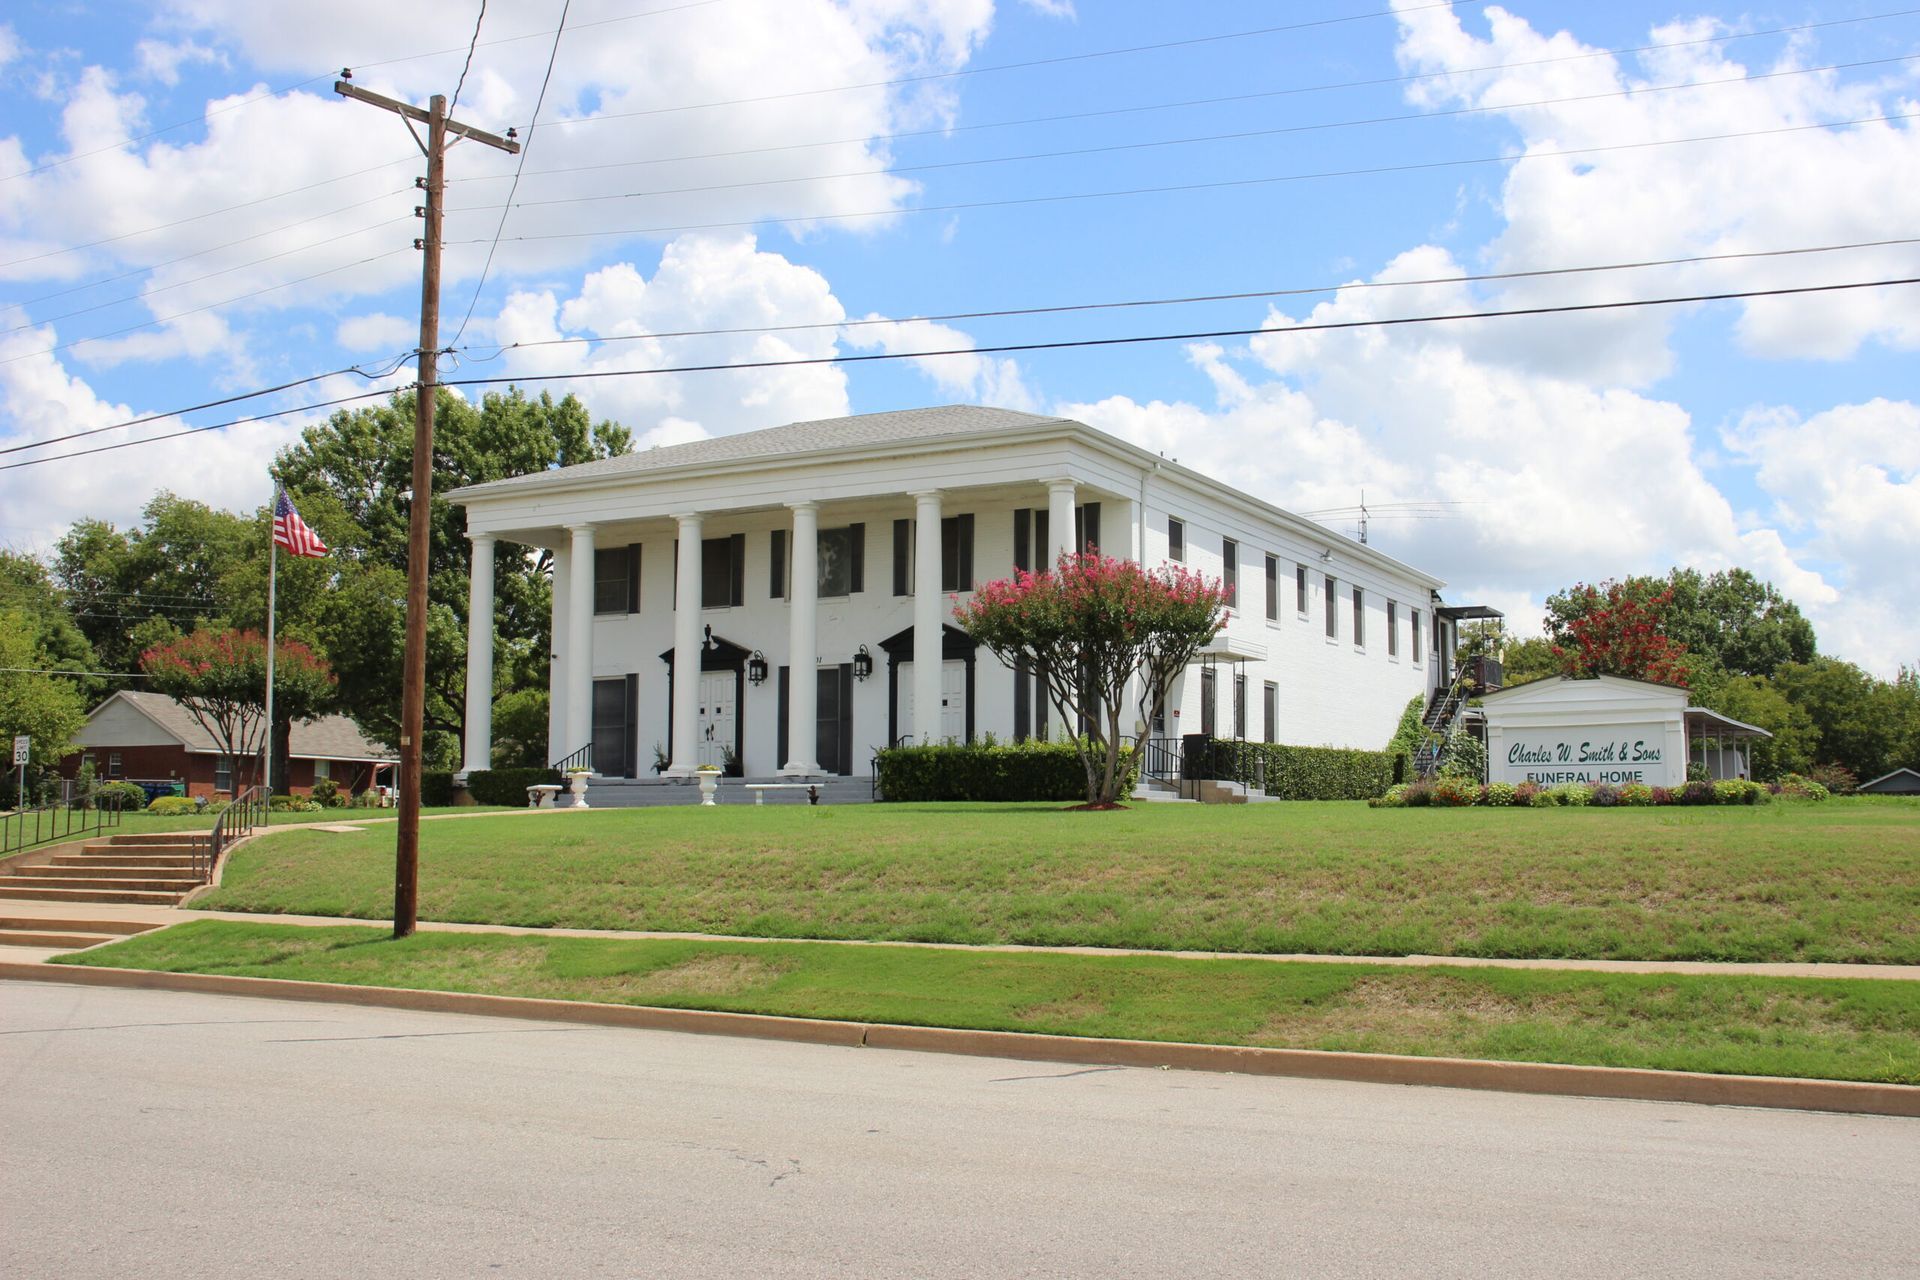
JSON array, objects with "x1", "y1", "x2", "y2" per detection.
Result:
[{"x1": 2, "y1": 980, "x2": 1915, "y2": 1278}]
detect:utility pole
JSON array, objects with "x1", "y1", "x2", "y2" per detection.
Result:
[{"x1": 335, "y1": 75, "x2": 518, "y2": 939}]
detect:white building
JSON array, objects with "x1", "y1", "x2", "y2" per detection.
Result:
[{"x1": 449, "y1": 406, "x2": 1466, "y2": 783}]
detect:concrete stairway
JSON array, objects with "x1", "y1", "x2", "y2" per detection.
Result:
[
  {"x1": 0, "y1": 915, "x2": 159, "y2": 950},
  {"x1": 0, "y1": 833, "x2": 211, "y2": 906}
]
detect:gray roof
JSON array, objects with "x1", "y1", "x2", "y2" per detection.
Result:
[
  {"x1": 452, "y1": 405, "x2": 1068, "y2": 496},
  {"x1": 90, "y1": 691, "x2": 395, "y2": 760}
]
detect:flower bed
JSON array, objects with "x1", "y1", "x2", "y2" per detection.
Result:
[{"x1": 1370, "y1": 774, "x2": 1832, "y2": 808}]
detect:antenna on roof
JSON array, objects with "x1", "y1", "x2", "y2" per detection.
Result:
[{"x1": 1359, "y1": 490, "x2": 1369, "y2": 545}]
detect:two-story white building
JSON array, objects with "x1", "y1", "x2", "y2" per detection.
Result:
[{"x1": 449, "y1": 405, "x2": 1471, "y2": 785}]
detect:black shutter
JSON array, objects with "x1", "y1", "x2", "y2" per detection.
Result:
[
  {"x1": 1013, "y1": 508, "x2": 1030, "y2": 572},
  {"x1": 892, "y1": 519, "x2": 910, "y2": 596},
  {"x1": 729, "y1": 533, "x2": 745, "y2": 607},
  {"x1": 777, "y1": 666, "x2": 789, "y2": 769},
  {"x1": 1014, "y1": 656, "x2": 1030, "y2": 741},
  {"x1": 624, "y1": 673, "x2": 639, "y2": 777},
  {"x1": 770, "y1": 529, "x2": 786, "y2": 599},
  {"x1": 1035, "y1": 511, "x2": 1049, "y2": 570},
  {"x1": 1081, "y1": 503, "x2": 1100, "y2": 555},
  {"x1": 958, "y1": 513, "x2": 974, "y2": 590},
  {"x1": 627, "y1": 544, "x2": 641, "y2": 613},
  {"x1": 849, "y1": 522, "x2": 865, "y2": 594}
]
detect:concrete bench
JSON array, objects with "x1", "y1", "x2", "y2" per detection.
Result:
[
  {"x1": 526, "y1": 784, "x2": 564, "y2": 808},
  {"x1": 740, "y1": 783, "x2": 821, "y2": 806}
]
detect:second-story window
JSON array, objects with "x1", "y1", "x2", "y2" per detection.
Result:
[
  {"x1": 1387, "y1": 600, "x2": 1399, "y2": 656},
  {"x1": 1222, "y1": 538, "x2": 1237, "y2": 606},
  {"x1": 1324, "y1": 574, "x2": 1337, "y2": 639},
  {"x1": 1264, "y1": 554, "x2": 1279, "y2": 622},
  {"x1": 1353, "y1": 586, "x2": 1366, "y2": 647},
  {"x1": 817, "y1": 524, "x2": 865, "y2": 597},
  {"x1": 1296, "y1": 563, "x2": 1308, "y2": 615},
  {"x1": 1168, "y1": 517, "x2": 1185, "y2": 563}
]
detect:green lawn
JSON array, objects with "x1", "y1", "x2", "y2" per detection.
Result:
[
  {"x1": 192, "y1": 799, "x2": 1920, "y2": 964},
  {"x1": 57, "y1": 919, "x2": 1920, "y2": 1084},
  {"x1": 91, "y1": 806, "x2": 519, "y2": 837}
]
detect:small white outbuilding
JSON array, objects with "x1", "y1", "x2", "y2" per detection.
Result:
[{"x1": 1477, "y1": 674, "x2": 1771, "y2": 789}]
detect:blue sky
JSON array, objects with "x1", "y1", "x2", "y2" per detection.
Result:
[{"x1": 1, "y1": 0, "x2": 1916, "y2": 671}]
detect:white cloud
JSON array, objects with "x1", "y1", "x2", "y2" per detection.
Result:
[
  {"x1": 134, "y1": 38, "x2": 227, "y2": 86},
  {"x1": 845, "y1": 313, "x2": 1040, "y2": 411},
  {"x1": 1018, "y1": 0, "x2": 1076, "y2": 18},
  {"x1": 0, "y1": 24, "x2": 21, "y2": 69},
  {"x1": 333, "y1": 312, "x2": 415, "y2": 353}
]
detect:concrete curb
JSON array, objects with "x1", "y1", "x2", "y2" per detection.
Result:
[{"x1": 5, "y1": 960, "x2": 1915, "y2": 1119}]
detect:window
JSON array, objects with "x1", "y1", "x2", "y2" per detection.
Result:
[
  {"x1": 700, "y1": 535, "x2": 745, "y2": 609},
  {"x1": 1222, "y1": 538, "x2": 1238, "y2": 606},
  {"x1": 1263, "y1": 681, "x2": 1278, "y2": 744},
  {"x1": 1264, "y1": 554, "x2": 1279, "y2": 622},
  {"x1": 817, "y1": 524, "x2": 864, "y2": 597},
  {"x1": 1168, "y1": 517, "x2": 1185, "y2": 563},
  {"x1": 1387, "y1": 601, "x2": 1399, "y2": 656},
  {"x1": 108, "y1": 751, "x2": 123, "y2": 778},
  {"x1": 893, "y1": 519, "x2": 912, "y2": 595},
  {"x1": 941, "y1": 514, "x2": 975, "y2": 592},
  {"x1": 594, "y1": 546, "x2": 636, "y2": 614},
  {"x1": 313, "y1": 759, "x2": 330, "y2": 781},
  {"x1": 1412, "y1": 608, "x2": 1423, "y2": 663},
  {"x1": 1233, "y1": 673, "x2": 1247, "y2": 739},
  {"x1": 214, "y1": 759, "x2": 232, "y2": 793},
  {"x1": 1353, "y1": 586, "x2": 1366, "y2": 647},
  {"x1": 1073, "y1": 503, "x2": 1102, "y2": 556},
  {"x1": 1296, "y1": 564, "x2": 1308, "y2": 615},
  {"x1": 1324, "y1": 575, "x2": 1337, "y2": 639},
  {"x1": 1012, "y1": 509, "x2": 1031, "y2": 573},
  {"x1": 1200, "y1": 666, "x2": 1216, "y2": 736},
  {"x1": 770, "y1": 529, "x2": 786, "y2": 599}
]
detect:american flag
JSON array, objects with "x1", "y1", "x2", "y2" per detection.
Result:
[{"x1": 272, "y1": 490, "x2": 329, "y2": 558}]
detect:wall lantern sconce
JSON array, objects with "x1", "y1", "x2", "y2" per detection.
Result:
[
  {"x1": 853, "y1": 644, "x2": 874, "y2": 682},
  {"x1": 747, "y1": 650, "x2": 769, "y2": 686},
  {"x1": 702, "y1": 624, "x2": 719, "y2": 651}
]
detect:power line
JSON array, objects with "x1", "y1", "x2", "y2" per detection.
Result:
[
  {"x1": 450, "y1": 0, "x2": 490, "y2": 113},
  {"x1": 442, "y1": 109, "x2": 1920, "y2": 248},
  {"x1": 449, "y1": 235, "x2": 1920, "y2": 359},
  {"x1": 6, "y1": 274, "x2": 1912, "y2": 475},
  {"x1": 494, "y1": 9, "x2": 1920, "y2": 174},
  {"x1": 448, "y1": 0, "x2": 572, "y2": 348},
  {"x1": 450, "y1": 57, "x2": 1920, "y2": 216}
]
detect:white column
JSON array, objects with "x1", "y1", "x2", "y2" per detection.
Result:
[
  {"x1": 781, "y1": 502, "x2": 821, "y2": 774},
  {"x1": 460, "y1": 533, "x2": 496, "y2": 779},
  {"x1": 565, "y1": 524, "x2": 596, "y2": 766},
  {"x1": 1047, "y1": 478, "x2": 1076, "y2": 568},
  {"x1": 548, "y1": 541, "x2": 569, "y2": 764},
  {"x1": 668, "y1": 514, "x2": 704, "y2": 776},
  {"x1": 912, "y1": 490, "x2": 943, "y2": 743}
]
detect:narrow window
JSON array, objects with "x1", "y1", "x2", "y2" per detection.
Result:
[
  {"x1": 1387, "y1": 601, "x2": 1399, "y2": 656},
  {"x1": 1012, "y1": 509, "x2": 1030, "y2": 573},
  {"x1": 1168, "y1": 517, "x2": 1185, "y2": 564},
  {"x1": 108, "y1": 751, "x2": 123, "y2": 778},
  {"x1": 893, "y1": 519, "x2": 911, "y2": 596},
  {"x1": 770, "y1": 529, "x2": 786, "y2": 599},
  {"x1": 1233, "y1": 673, "x2": 1247, "y2": 739},
  {"x1": 1296, "y1": 563, "x2": 1308, "y2": 615},
  {"x1": 1074, "y1": 503, "x2": 1102, "y2": 555},
  {"x1": 1222, "y1": 538, "x2": 1238, "y2": 606},
  {"x1": 1324, "y1": 575, "x2": 1337, "y2": 639},
  {"x1": 1200, "y1": 666, "x2": 1216, "y2": 736},
  {"x1": 1264, "y1": 554, "x2": 1279, "y2": 622},
  {"x1": 1412, "y1": 609, "x2": 1423, "y2": 663},
  {"x1": 1263, "y1": 682, "x2": 1278, "y2": 744},
  {"x1": 1353, "y1": 586, "x2": 1366, "y2": 647},
  {"x1": 941, "y1": 514, "x2": 975, "y2": 592},
  {"x1": 214, "y1": 760, "x2": 232, "y2": 793},
  {"x1": 593, "y1": 547, "x2": 630, "y2": 614}
]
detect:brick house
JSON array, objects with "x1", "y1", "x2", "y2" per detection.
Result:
[{"x1": 64, "y1": 690, "x2": 396, "y2": 800}]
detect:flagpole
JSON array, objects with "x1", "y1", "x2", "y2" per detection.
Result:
[{"x1": 264, "y1": 490, "x2": 279, "y2": 797}]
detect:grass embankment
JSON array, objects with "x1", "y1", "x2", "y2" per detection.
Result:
[
  {"x1": 58, "y1": 919, "x2": 1920, "y2": 1084},
  {"x1": 193, "y1": 800, "x2": 1920, "y2": 964}
]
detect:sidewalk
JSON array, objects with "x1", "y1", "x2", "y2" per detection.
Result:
[{"x1": 4, "y1": 897, "x2": 1918, "y2": 981}]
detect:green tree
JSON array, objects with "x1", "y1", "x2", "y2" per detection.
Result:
[
  {"x1": 1771, "y1": 658, "x2": 1904, "y2": 780},
  {"x1": 140, "y1": 628, "x2": 337, "y2": 794},
  {"x1": 1499, "y1": 636, "x2": 1559, "y2": 686},
  {"x1": 272, "y1": 386, "x2": 630, "y2": 767},
  {"x1": 0, "y1": 550, "x2": 100, "y2": 699},
  {"x1": 1545, "y1": 567, "x2": 1816, "y2": 683},
  {"x1": 1695, "y1": 674, "x2": 1818, "y2": 781},
  {"x1": 1546, "y1": 583, "x2": 1692, "y2": 685},
  {"x1": 958, "y1": 553, "x2": 1231, "y2": 807},
  {"x1": 0, "y1": 609, "x2": 89, "y2": 806}
]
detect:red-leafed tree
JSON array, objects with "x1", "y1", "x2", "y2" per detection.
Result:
[
  {"x1": 1548, "y1": 582, "x2": 1692, "y2": 687},
  {"x1": 140, "y1": 628, "x2": 337, "y2": 794},
  {"x1": 957, "y1": 552, "x2": 1231, "y2": 807}
]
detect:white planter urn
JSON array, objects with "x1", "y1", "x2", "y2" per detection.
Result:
[
  {"x1": 697, "y1": 768, "x2": 721, "y2": 806},
  {"x1": 566, "y1": 770, "x2": 592, "y2": 809}
]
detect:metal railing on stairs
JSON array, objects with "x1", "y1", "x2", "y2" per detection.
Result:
[
  {"x1": 1, "y1": 786, "x2": 128, "y2": 856},
  {"x1": 1414, "y1": 668, "x2": 1476, "y2": 777},
  {"x1": 550, "y1": 743, "x2": 593, "y2": 774},
  {"x1": 200, "y1": 785, "x2": 267, "y2": 883}
]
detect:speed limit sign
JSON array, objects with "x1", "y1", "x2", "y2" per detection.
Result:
[{"x1": 11, "y1": 735, "x2": 26, "y2": 766}]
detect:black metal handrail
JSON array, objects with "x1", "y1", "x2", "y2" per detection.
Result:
[
  {"x1": 1, "y1": 787, "x2": 127, "y2": 857},
  {"x1": 550, "y1": 743, "x2": 593, "y2": 773},
  {"x1": 1142, "y1": 737, "x2": 1183, "y2": 781},
  {"x1": 200, "y1": 785, "x2": 268, "y2": 882}
]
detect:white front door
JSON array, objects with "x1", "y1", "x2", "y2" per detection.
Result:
[
  {"x1": 901, "y1": 660, "x2": 967, "y2": 742},
  {"x1": 697, "y1": 671, "x2": 735, "y2": 769}
]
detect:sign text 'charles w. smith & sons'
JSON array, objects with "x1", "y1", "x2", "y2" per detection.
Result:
[{"x1": 1501, "y1": 725, "x2": 1666, "y2": 785}]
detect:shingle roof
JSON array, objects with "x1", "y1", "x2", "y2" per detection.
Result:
[
  {"x1": 92, "y1": 691, "x2": 395, "y2": 760},
  {"x1": 453, "y1": 404, "x2": 1068, "y2": 496}
]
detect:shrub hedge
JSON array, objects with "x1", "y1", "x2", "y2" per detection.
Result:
[
  {"x1": 465, "y1": 767, "x2": 562, "y2": 807},
  {"x1": 145, "y1": 795, "x2": 197, "y2": 816},
  {"x1": 876, "y1": 740, "x2": 1138, "y2": 802},
  {"x1": 1370, "y1": 778, "x2": 1779, "y2": 808},
  {"x1": 1194, "y1": 739, "x2": 1402, "y2": 801},
  {"x1": 420, "y1": 770, "x2": 455, "y2": 808},
  {"x1": 92, "y1": 781, "x2": 150, "y2": 811}
]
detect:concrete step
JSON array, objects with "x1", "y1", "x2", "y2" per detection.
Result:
[
  {"x1": 0, "y1": 928, "x2": 123, "y2": 949},
  {"x1": 103, "y1": 832, "x2": 207, "y2": 846},
  {"x1": 0, "y1": 885, "x2": 186, "y2": 905},
  {"x1": 0, "y1": 873, "x2": 199, "y2": 893},
  {"x1": 17, "y1": 863, "x2": 202, "y2": 881},
  {"x1": 0, "y1": 916, "x2": 157, "y2": 936},
  {"x1": 54, "y1": 852, "x2": 198, "y2": 867}
]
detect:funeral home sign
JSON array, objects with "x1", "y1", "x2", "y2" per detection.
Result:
[{"x1": 1479, "y1": 676, "x2": 1691, "y2": 789}]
